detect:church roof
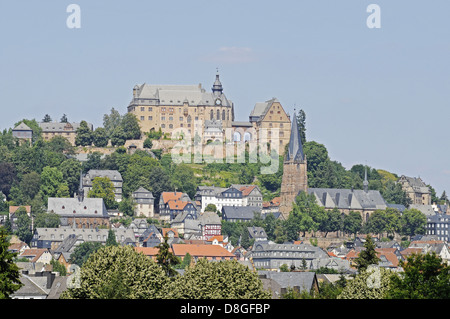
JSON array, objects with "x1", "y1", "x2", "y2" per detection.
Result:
[{"x1": 308, "y1": 188, "x2": 387, "y2": 210}]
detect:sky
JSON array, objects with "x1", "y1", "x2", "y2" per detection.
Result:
[{"x1": 0, "y1": 1, "x2": 449, "y2": 197}]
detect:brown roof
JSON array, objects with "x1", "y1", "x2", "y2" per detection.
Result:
[
  {"x1": 171, "y1": 244, "x2": 235, "y2": 259},
  {"x1": 161, "y1": 192, "x2": 184, "y2": 204},
  {"x1": 20, "y1": 248, "x2": 49, "y2": 262},
  {"x1": 162, "y1": 228, "x2": 179, "y2": 238},
  {"x1": 167, "y1": 200, "x2": 189, "y2": 210},
  {"x1": 239, "y1": 185, "x2": 256, "y2": 196},
  {"x1": 135, "y1": 247, "x2": 162, "y2": 260},
  {"x1": 376, "y1": 248, "x2": 400, "y2": 267},
  {"x1": 9, "y1": 206, "x2": 31, "y2": 214}
]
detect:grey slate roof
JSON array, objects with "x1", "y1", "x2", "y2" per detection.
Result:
[
  {"x1": 85, "y1": 169, "x2": 122, "y2": 181},
  {"x1": 47, "y1": 197, "x2": 108, "y2": 218},
  {"x1": 258, "y1": 271, "x2": 317, "y2": 296},
  {"x1": 13, "y1": 122, "x2": 32, "y2": 131},
  {"x1": 287, "y1": 111, "x2": 304, "y2": 161},
  {"x1": 222, "y1": 206, "x2": 262, "y2": 221},
  {"x1": 308, "y1": 188, "x2": 387, "y2": 210},
  {"x1": 39, "y1": 121, "x2": 93, "y2": 132},
  {"x1": 130, "y1": 79, "x2": 233, "y2": 108},
  {"x1": 409, "y1": 204, "x2": 436, "y2": 216}
]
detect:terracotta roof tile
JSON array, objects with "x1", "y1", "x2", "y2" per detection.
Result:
[
  {"x1": 171, "y1": 244, "x2": 235, "y2": 259},
  {"x1": 161, "y1": 192, "x2": 184, "y2": 204}
]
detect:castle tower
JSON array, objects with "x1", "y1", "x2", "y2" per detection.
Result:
[{"x1": 279, "y1": 111, "x2": 308, "y2": 218}]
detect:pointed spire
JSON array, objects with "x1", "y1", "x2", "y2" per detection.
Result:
[
  {"x1": 363, "y1": 166, "x2": 369, "y2": 193},
  {"x1": 78, "y1": 171, "x2": 84, "y2": 202},
  {"x1": 212, "y1": 69, "x2": 223, "y2": 95},
  {"x1": 287, "y1": 110, "x2": 304, "y2": 162}
]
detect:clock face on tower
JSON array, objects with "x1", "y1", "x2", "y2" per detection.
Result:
[{"x1": 215, "y1": 98, "x2": 222, "y2": 106}]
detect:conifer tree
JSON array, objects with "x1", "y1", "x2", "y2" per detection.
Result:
[
  {"x1": 0, "y1": 227, "x2": 23, "y2": 298},
  {"x1": 354, "y1": 234, "x2": 380, "y2": 272}
]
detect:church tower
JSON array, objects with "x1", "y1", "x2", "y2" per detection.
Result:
[{"x1": 279, "y1": 111, "x2": 308, "y2": 219}]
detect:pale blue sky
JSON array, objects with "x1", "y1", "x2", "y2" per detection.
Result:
[{"x1": 1, "y1": 1, "x2": 449, "y2": 196}]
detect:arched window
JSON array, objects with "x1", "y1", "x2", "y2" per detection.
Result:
[
  {"x1": 222, "y1": 110, "x2": 226, "y2": 120},
  {"x1": 217, "y1": 109, "x2": 220, "y2": 120},
  {"x1": 210, "y1": 109, "x2": 214, "y2": 120}
]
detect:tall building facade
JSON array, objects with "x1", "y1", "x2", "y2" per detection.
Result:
[
  {"x1": 279, "y1": 111, "x2": 308, "y2": 218},
  {"x1": 127, "y1": 72, "x2": 234, "y2": 136}
]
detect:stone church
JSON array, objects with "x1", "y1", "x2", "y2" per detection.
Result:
[{"x1": 278, "y1": 111, "x2": 388, "y2": 220}]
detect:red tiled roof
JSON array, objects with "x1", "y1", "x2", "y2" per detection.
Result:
[
  {"x1": 171, "y1": 244, "x2": 235, "y2": 259},
  {"x1": 161, "y1": 192, "x2": 184, "y2": 204},
  {"x1": 167, "y1": 200, "x2": 189, "y2": 210}
]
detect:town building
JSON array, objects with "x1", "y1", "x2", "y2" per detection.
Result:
[
  {"x1": 83, "y1": 169, "x2": 123, "y2": 202},
  {"x1": 9, "y1": 206, "x2": 32, "y2": 232},
  {"x1": 249, "y1": 242, "x2": 329, "y2": 271},
  {"x1": 195, "y1": 184, "x2": 263, "y2": 212},
  {"x1": 307, "y1": 187, "x2": 388, "y2": 222},
  {"x1": 398, "y1": 175, "x2": 431, "y2": 205},
  {"x1": 39, "y1": 121, "x2": 93, "y2": 146},
  {"x1": 31, "y1": 227, "x2": 135, "y2": 251},
  {"x1": 131, "y1": 187, "x2": 155, "y2": 218},
  {"x1": 248, "y1": 97, "x2": 292, "y2": 153},
  {"x1": 127, "y1": 72, "x2": 234, "y2": 136},
  {"x1": 221, "y1": 206, "x2": 262, "y2": 222},
  {"x1": 426, "y1": 214, "x2": 450, "y2": 242},
  {"x1": 171, "y1": 243, "x2": 236, "y2": 261},
  {"x1": 258, "y1": 271, "x2": 319, "y2": 299},
  {"x1": 159, "y1": 191, "x2": 199, "y2": 223},
  {"x1": 12, "y1": 122, "x2": 33, "y2": 141}
]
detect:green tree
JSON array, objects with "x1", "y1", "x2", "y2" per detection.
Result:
[
  {"x1": 15, "y1": 208, "x2": 33, "y2": 244},
  {"x1": 171, "y1": 164, "x2": 198, "y2": 198},
  {"x1": 400, "y1": 208, "x2": 427, "y2": 239},
  {"x1": 88, "y1": 177, "x2": 116, "y2": 209},
  {"x1": 39, "y1": 166, "x2": 67, "y2": 203},
  {"x1": 92, "y1": 127, "x2": 109, "y2": 147},
  {"x1": 69, "y1": 241, "x2": 103, "y2": 267},
  {"x1": 156, "y1": 235, "x2": 179, "y2": 277},
  {"x1": 34, "y1": 211, "x2": 61, "y2": 228},
  {"x1": 103, "y1": 107, "x2": 123, "y2": 138},
  {"x1": 110, "y1": 126, "x2": 127, "y2": 147},
  {"x1": 354, "y1": 235, "x2": 380, "y2": 272},
  {"x1": 342, "y1": 211, "x2": 362, "y2": 237},
  {"x1": 121, "y1": 113, "x2": 141, "y2": 140},
  {"x1": 164, "y1": 258, "x2": 271, "y2": 299},
  {"x1": 321, "y1": 208, "x2": 343, "y2": 237},
  {"x1": 387, "y1": 252, "x2": 450, "y2": 299},
  {"x1": 59, "y1": 159, "x2": 82, "y2": 197},
  {"x1": 50, "y1": 259, "x2": 67, "y2": 276},
  {"x1": 106, "y1": 229, "x2": 118, "y2": 246},
  {"x1": 56, "y1": 183, "x2": 70, "y2": 198},
  {"x1": 143, "y1": 137, "x2": 153, "y2": 149},
  {"x1": 42, "y1": 114, "x2": 52, "y2": 122},
  {"x1": 75, "y1": 120, "x2": 93, "y2": 146},
  {"x1": 204, "y1": 204, "x2": 217, "y2": 212},
  {"x1": 338, "y1": 266, "x2": 392, "y2": 299},
  {"x1": 365, "y1": 210, "x2": 387, "y2": 236},
  {"x1": 0, "y1": 227, "x2": 23, "y2": 298},
  {"x1": 61, "y1": 245, "x2": 168, "y2": 299}
]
